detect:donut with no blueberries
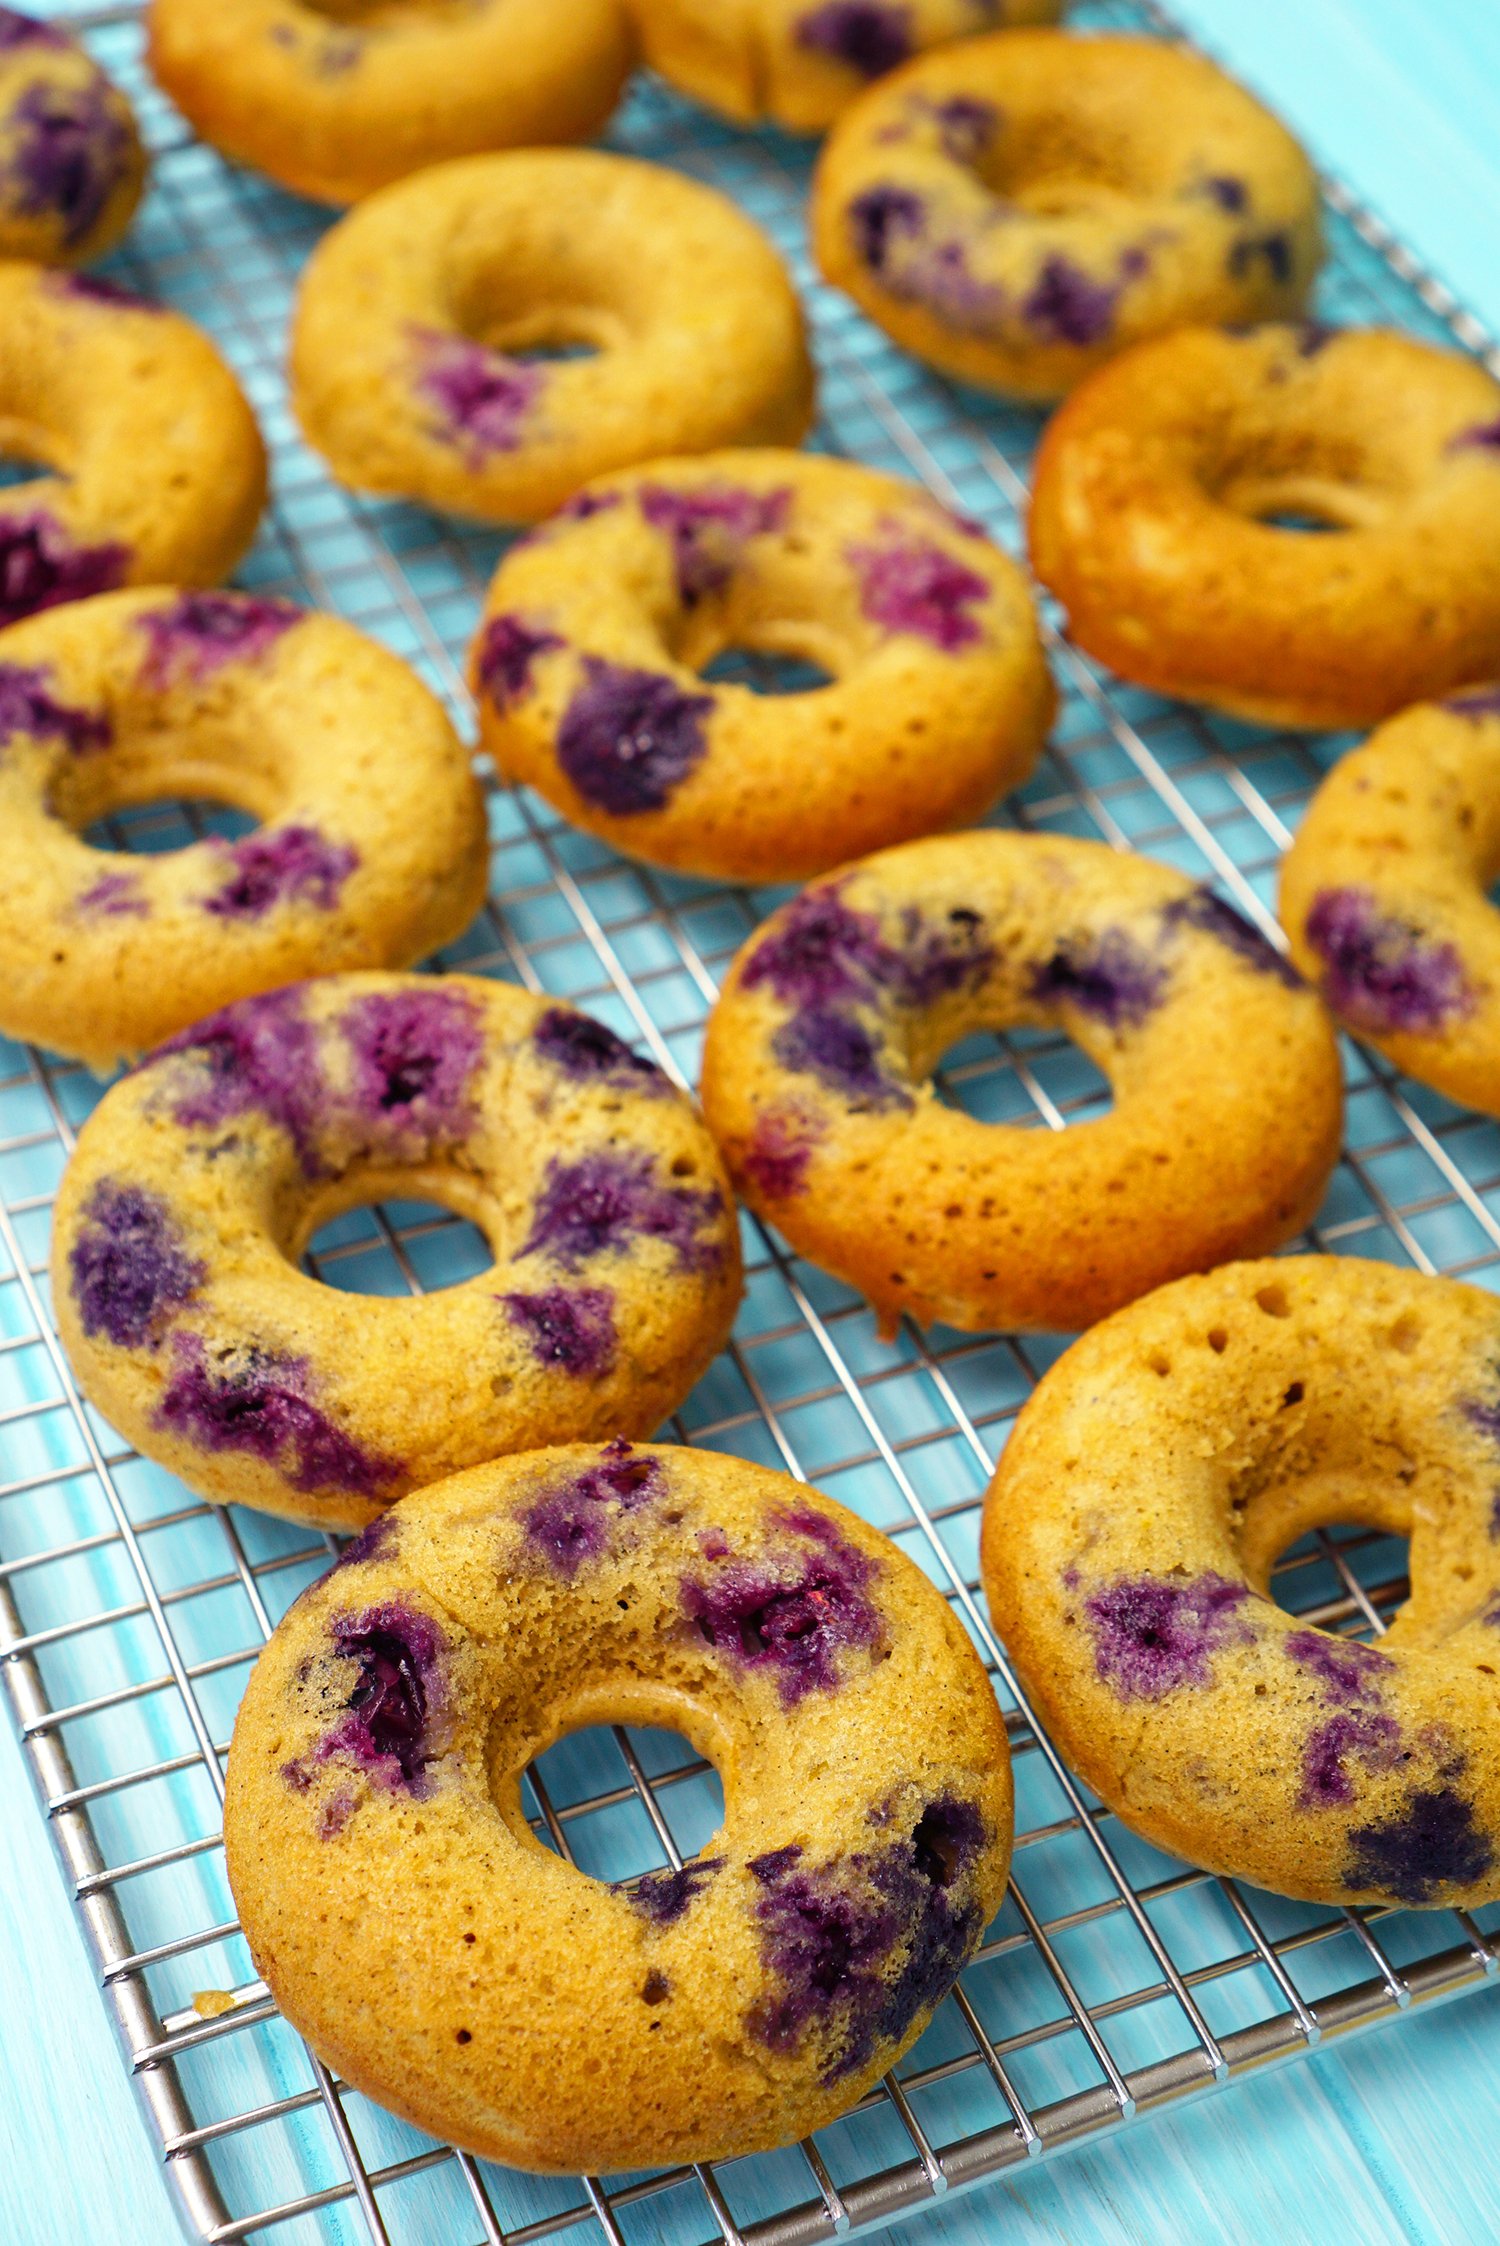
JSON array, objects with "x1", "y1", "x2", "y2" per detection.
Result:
[
  {"x1": 1279, "y1": 686, "x2": 1500, "y2": 1113},
  {"x1": 629, "y1": 0, "x2": 1062, "y2": 134},
  {"x1": 700, "y1": 832, "x2": 1343, "y2": 1334},
  {"x1": 225, "y1": 1442, "x2": 1013, "y2": 2169},
  {"x1": 290, "y1": 152, "x2": 816, "y2": 525},
  {"x1": 472, "y1": 450, "x2": 1054, "y2": 882},
  {"x1": 1029, "y1": 323, "x2": 1500, "y2": 728},
  {"x1": 0, "y1": 7, "x2": 145, "y2": 263},
  {"x1": 0, "y1": 264, "x2": 266, "y2": 630},
  {"x1": 147, "y1": 0, "x2": 632, "y2": 206},
  {"x1": 811, "y1": 32, "x2": 1320, "y2": 401},
  {"x1": 0, "y1": 588, "x2": 487, "y2": 1069},
  {"x1": 982, "y1": 1256, "x2": 1500, "y2": 1908},
  {"x1": 52, "y1": 976, "x2": 743, "y2": 1528}
]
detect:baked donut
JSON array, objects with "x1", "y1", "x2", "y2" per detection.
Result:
[
  {"x1": 700, "y1": 833, "x2": 1343, "y2": 1334},
  {"x1": 0, "y1": 588, "x2": 488, "y2": 1070},
  {"x1": 0, "y1": 263, "x2": 265, "y2": 627},
  {"x1": 146, "y1": 0, "x2": 632, "y2": 208},
  {"x1": 1279, "y1": 687, "x2": 1500, "y2": 1113},
  {"x1": 0, "y1": 8, "x2": 145, "y2": 263},
  {"x1": 290, "y1": 152, "x2": 815, "y2": 526},
  {"x1": 629, "y1": 0, "x2": 1062, "y2": 134},
  {"x1": 982, "y1": 1255, "x2": 1500, "y2": 1908},
  {"x1": 1030, "y1": 324, "x2": 1500, "y2": 728},
  {"x1": 52, "y1": 977, "x2": 742, "y2": 1530},
  {"x1": 472, "y1": 451, "x2": 1054, "y2": 882},
  {"x1": 811, "y1": 32, "x2": 1319, "y2": 402},
  {"x1": 225, "y1": 1442, "x2": 1012, "y2": 2168}
]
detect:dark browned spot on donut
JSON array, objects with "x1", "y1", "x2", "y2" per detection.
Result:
[
  {"x1": 1387, "y1": 1313, "x2": 1422, "y2": 1354},
  {"x1": 1282, "y1": 1381, "x2": 1305, "y2": 1407},
  {"x1": 1207, "y1": 1328, "x2": 1229, "y2": 1354},
  {"x1": 641, "y1": 1970, "x2": 671, "y2": 2005},
  {"x1": 1146, "y1": 1350, "x2": 1170, "y2": 1378},
  {"x1": 1254, "y1": 1284, "x2": 1290, "y2": 1318},
  {"x1": 455, "y1": 2028, "x2": 472, "y2": 2045}
]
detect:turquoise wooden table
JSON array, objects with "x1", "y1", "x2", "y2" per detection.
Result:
[{"x1": 4, "y1": 4, "x2": 1500, "y2": 2244}]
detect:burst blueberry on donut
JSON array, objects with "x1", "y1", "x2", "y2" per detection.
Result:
[
  {"x1": 290, "y1": 152, "x2": 816, "y2": 524},
  {"x1": 811, "y1": 32, "x2": 1320, "y2": 400},
  {"x1": 224, "y1": 1443, "x2": 1012, "y2": 2168},
  {"x1": 53, "y1": 975, "x2": 742, "y2": 1528},
  {"x1": 0, "y1": 589, "x2": 487, "y2": 1067},
  {"x1": 147, "y1": 0, "x2": 632, "y2": 206},
  {"x1": 701, "y1": 832, "x2": 1342, "y2": 1334},
  {"x1": 0, "y1": 8, "x2": 145, "y2": 263},
  {"x1": 472, "y1": 450, "x2": 1053, "y2": 881},
  {"x1": 982, "y1": 1256, "x2": 1500, "y2": 1907}
]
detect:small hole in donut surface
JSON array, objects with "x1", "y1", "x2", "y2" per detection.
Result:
[
  {"x1": 934, "y1": 1025, "x2": 1112, "y2": 1128},
  {"x1": 696, "y1": 648, "x2": 835, "y2": 697},
  {"x1": 302, "y1": 1196, "x2": 492, "y2": 1297},
  {"x1": 1253, "y1": 511, "x2": 1347, "y2": 534},
  {"x1": 82, "y1": 797, "x2": 256, "y2": 858},
  {"x1": 1207, "y1": 1328, "x2": 1229, "y2": 1354},
  {"x1": 1270, "y1": 1518, "x2": 1410, "y2": 1632},
  {"x1": 1254, "y1": 1283, "x2": 1291, "y2": 1319},
  {"x1": 523, "y1": 1722, "x2": 726, "y2": 1895}
]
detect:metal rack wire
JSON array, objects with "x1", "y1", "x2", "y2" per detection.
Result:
[{"x1": 4, "y1": 4, "x2": 1500, "y2": 2242}]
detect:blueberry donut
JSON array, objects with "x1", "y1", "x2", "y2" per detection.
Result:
[
  {"x1": 0, "y1": 262, "x2": 266, "y2": 628},
  {"x1": 700, "y1": 833, "x2": 1342, "y2": 1334},
  {"x1": 1031, "y1": 325, "x2": 1500, "y2": 728},
  {"x1": 473, "y1": 451, "x2": 1053, "y2": 882},
  {"x1": 225, "y1": 1442, "x2": 1012, "y2": 2168},
  {"x1": 1279, "y1": 689, "x2": 1500, "y2": 1114},
  {"x1": 290, "y1": 152, "x2": 816, "y2": 526},
  {"x1": 629, "y1": 0, "x2": 1062, "y2": 135},
  {"x1": 53, "y1": 978, "x2": 742, "y2": 1530},
  {"x1": 0, "y1": 589, "x2": 487, "y2": 1070},
  {"x1": 982, "y1": 1256, "x2": 1500, "y2": 1907},
  {"x1": 811, "y1": 32, "x2": 1320, "y2": 402},
  {"x1": 0, "y1": 8, "x2": 145, "y2": 264},
  {"x1": 146, "y1": 0, "x2": 632, "y2": 208}
]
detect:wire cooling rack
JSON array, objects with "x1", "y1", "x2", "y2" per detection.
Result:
[{"x1": 6, "y1": 4, "x2": 1500, "y2": 2243}]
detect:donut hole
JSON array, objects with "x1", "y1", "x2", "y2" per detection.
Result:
[
  {"x1": 697, "y1": 646, "x2": 835, "y2": 697},
  {"x1": 448, "y1": 275, "x2": 629, "y2": 362},
  {"x1": 933, "y1": 1023, "x2": 1113, "y2": 1128},
  {"x1": 299, "y1": 1176, "x2": 495, "y2": 1297},
  {"x1": 78, "y1": 794, "x2": 256, "y2": 856},
  {"x1": 1268, "y1": 1516, "x2": 1412, "y2": 1636},
  {"x1": 516, "y1": 1718, "x2": 727, "y2": 1899}
]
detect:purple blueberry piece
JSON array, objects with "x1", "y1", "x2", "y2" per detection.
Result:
[
  {"x1": 897, "y1": 902, "x2": 993, "y2": 1002},
  {"x1": 1285, "y1": 1628, "x2": 1394, "y2": 1703},
  {"x1": 772, "y1": 1007, "x2": 911, "y2": 1108},
  {"x1": 556, "y1": 658, "x2": 712, "y2": 815},
  {"x1": 411, "y1": 328, "x2": 543, "y2": 460},
  {"x1": 682, "y1": 1507, "x2": 884, "y2": 1705},
  {"x1": 1294, "y1": 321, "x2": 1340, "y2": 356},
  {"x1": 848, "y1": 183, "x2": 926, "y2": 272},
  {"x1": 626, "y1": 1856, "x2": 724, "y2": 1925},
  {"x1": 795, "y1": 0, "x2": 911, "y2": 74},
  {"x1": 639, "y1": 483, "x2": 792, "y2": 606},
  {"x1": 1304, "y1": 886, "x2": 1472, "y2": 1034},
  {"x1": 0, "y1": 9, "x2": 67, "y2": 47},
  {"x1": 325, "y1": 1602, "x2": 442, "y2": 1790},
  {"x1": 926, "y1": 95, "x2": 998, "y2": 165},
  {"x1": 740, "y1": 1105, "x2": 820, "y2": 1199},
  {"x1": 1450, "y1": 418, "x2": 1500, "y2": 453},
  {"x1": 1084, "y1": 1572, "x2": 1252, "y2": 1700},
  {"x1": 0, "y1": 509, "x2": 129, "y2": 627},
  {"x1": 136, "y1": 591, "x2": 302, "y2": 690},
  {"x1": 47, "y1": 270, "x2": 160, "y2": 313},
  {"x1": 1200, "y1": 175, "x2": 1248, "y2": 213},
  {"x1": 76, "y1": 869, "x2": 147, "y2": 918},
  {"x1": 1344, "y1": 1785, "x2": 1494, "y2": 1903},
  {"x1": 202, "y1": 825, "x2": 359, "y2": 921},
  {"x1": 532, "y1": 1005, "x2": 664, "y2": 1090},
  {"x1": 0, "y1": 658, "x2": 109, "y2": 755},
  {"x1": 152, "y1": 986, "x2": 326, "y2": 1174},
  {"x1": 743, "y1": 885, "x2": 895, "y2": 1008},
  {"x1": 341, "y1": 985, "x2": 484, "y2": 1141},
  {"x1": 474, "y1": 613, "x2": 563, "y2": 712},
  {"x1": 1301, "y1": 1711, "x2": 1402, "y2": 1807},
  {"x1": 1230, "y1": 232, "x2": 1293, "y2": 284},
  {"x1": 847, "y1": 535, "x2": 988, "y2": 651},
  {"x1": 521, "y1": 1438, "x2": 663, "y2": 1576},
  {"x1": 7, "y1": 78, "x2": 131, "y2": 246},
  {"x1": 68, "y1": 1179, "x2": 205, "y2": 1348},
  {"x1": 332, "y1": 1512, "x2": 401, "y2": 1571},
  {"x1": 1028, "y1": 927, "x2": 1168, "y2": 1029},
  {"x1": 519, "y1": 1148, "x2": 725, "y2": 1272},
  {"x1": 749, "y1": 1843, "x2": 805, "y2": 1884},
  {"x1": 1022, "y1": 256, "x2": 1121, "y2": 347},
  {"x1": 156, "y1": 1334, "x2": 401, "y2": 1499},
  {"x1": 1444, "y1": 683, "x2": 1500, "y2": 718},
  {"x1": 500, "y1": 1286, "x2": 616, "y2": 1378},
  {"x1": 1161, "y1": 887, "x2": 1303, "y2": 987}
]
